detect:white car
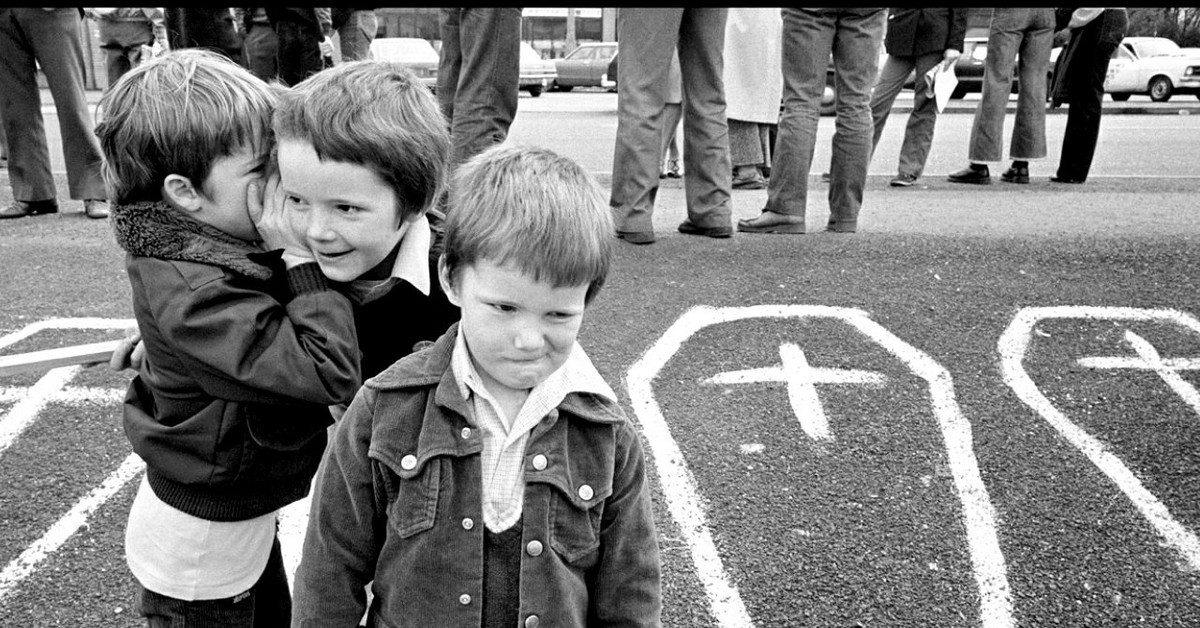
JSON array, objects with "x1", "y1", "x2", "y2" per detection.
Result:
[
  {"x1": 519, "y1": 43, "x2": 557, "y2": 97},
  {"x1": 1105, "y1": 36, "x2": 1200, "y2": 102},
  {"x1": 369, "y1": 37, "x2": 439, "y2": 90}
]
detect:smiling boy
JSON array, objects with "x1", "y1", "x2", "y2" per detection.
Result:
[
  {"x1": 292, "y1": 144, "x2": 663, "y2": 627},
  {"x1": 271, "y1": 59, "x2": 461, "y2": 380}
]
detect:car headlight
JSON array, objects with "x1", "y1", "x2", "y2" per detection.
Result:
[{"x1": 1186, "y1": 66, "x2": 1199, "y2": 77}]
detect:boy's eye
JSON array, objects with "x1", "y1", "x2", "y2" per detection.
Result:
[
  {"x1": 335, "y1": 204, "x2": 361, "y2": 214},
  {"x1": 490, "y1": 303, "x2": 516, "y2": 313}
]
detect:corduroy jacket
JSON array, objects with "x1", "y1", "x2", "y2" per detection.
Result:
[
  {"x1": 292, "y1": 325, "x2": 663, "y2": 627},
  {"x1": 113, "y1": 201, "x2": 361, "y2": 521}
]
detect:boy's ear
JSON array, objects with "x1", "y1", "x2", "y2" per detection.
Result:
[
  {"x1": 162, "y1": 174, "x2": 203, "y2": 213},
  {"x1": 437, "y1": 256, "x2": 461, "y2": 307}
]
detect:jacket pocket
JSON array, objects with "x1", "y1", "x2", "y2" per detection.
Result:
[
  {"x1": 384, "y1": 458, "x2": 442, "y2": 538},
  {"x1": 548, "y1": 484, "x2": 605, "y2": 564}
]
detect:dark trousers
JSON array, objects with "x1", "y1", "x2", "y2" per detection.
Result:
[
  {"x1": 138, "y1": 536, "x2": 291, "y2": 628},
  {"x1": 274, "y1": 19, "x2": 322, "y2": 86},
  {"x1": 1057, "y1": 13, "x2": 1126, "y2": 182},
  {"x1": 242, "y1": 22, "x2": 278, "y2": 83},
  {"x1": 436, "y1": 8, "x2": 521, "y2": 169}
]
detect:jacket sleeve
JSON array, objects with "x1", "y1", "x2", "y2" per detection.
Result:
[
  {"x1": 947, "y1": 8, "x2": 968, "y2": 53},
  {"x1": 292, "y1": 387, "x2": 383, "y2": 626},
  {"x1": 138, "y1": 258, "x2": 361, "y2": 407},
  {"x1": 590, "y1": 420, "x2": 663, "y2": 627}
]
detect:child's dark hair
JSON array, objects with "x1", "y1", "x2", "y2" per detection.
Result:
[{"x1": 271, "y1": 60, "x2": 451, "y2": 223}]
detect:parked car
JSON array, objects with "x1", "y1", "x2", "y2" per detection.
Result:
[
  {"x1": 519, "y1": 42, "x2": 557, "y2": 97},
  {"x1": 370, "y1": 37, "x2": 439, "y2": 90},
  {"x1": 1104, "y1": 36, "x2": 1200, "y2": 102},
  {"x1": 552, "y1": 42, "x2": 618, "y2": 91},
  {"x1": 605, "y1": 52, "x2": 618, "y2": 91}
]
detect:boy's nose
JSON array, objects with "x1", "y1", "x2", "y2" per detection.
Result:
[
  {"x1": 513, "y1": 327, "x2": 545, "y2": 352},
  {"x1": 304, "y1": 210, "x2": 334, "y2": 241}
]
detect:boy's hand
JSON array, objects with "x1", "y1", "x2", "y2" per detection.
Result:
[
  {"x1": 249, "y1": 175, "x2": 314, "y2": 268},
  {"x1": 109, "y1": 329, "x2": 146, "y2": 372}
]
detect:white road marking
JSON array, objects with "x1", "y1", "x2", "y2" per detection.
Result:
[
  {"x1": 0, "y1": 452, "x2": 144, "y2": 602},
  {"x1": 0, "y1": 367, "x2": 81, "y2": 456},
  {"x1": 628, "y1": 305, "x2": 1011, "y2": 628},
  {"x1": 0, "y1": 318, "x2": 136, "y2": 351},
  {"x1": 278, "y1": 494, "x2": 312, "y2": 590},
  {"x1": 705, "y1": 342, "x2": 886, "y2": 441},
  {"x1": 1077, "y1": 330, "x2": 1200, "y2": 414},
  {"x1": 998, "y1": 306, "x2": 1200, "y2": 572}
]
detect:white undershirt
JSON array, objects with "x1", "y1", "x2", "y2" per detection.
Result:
[{"x1": 125, "y1": 475, "x2": 277, "y2": 600}]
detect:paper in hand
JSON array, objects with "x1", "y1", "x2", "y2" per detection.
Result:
[{"x1": 924, "y1": 62, "x2": 958, "y2": 114}]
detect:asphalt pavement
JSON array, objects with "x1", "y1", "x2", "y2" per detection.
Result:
[{"x1": 1, "y1": 87, "x2": 1199, "y2": 627}]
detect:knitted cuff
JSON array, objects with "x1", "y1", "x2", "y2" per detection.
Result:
[{"x1": 286, "y1": 262, "x2": 329, "y2": 295}]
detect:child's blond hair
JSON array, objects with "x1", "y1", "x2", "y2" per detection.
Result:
[
  {"x1": 441, "y1": 144, "x2": 614, "y2": 304},
  {"x1": 95, "y1": 48, "x2": 277, "y2": 204}
]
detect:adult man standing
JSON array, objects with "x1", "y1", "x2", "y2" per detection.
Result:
[
  {"x1": 611, "y1": 8, "x2": 733, "y2": 244},
  {"x1": 870, "y1": 8, "x2": 967, "y2": 187},
  {"x1": 332, "y1": 8, "x2": 377, "y2": 63},
  {"x1": 0, "y1": 7, "x2": 108, "y2": 219},
  {"x1": 947, "y1": 8, "x2": 1055, "y2": 185},
  {"x1": 738, "y1": 8, "x2": 886, "y2": 235},
  {"x1": 89, "y1": 7, "x2": 170, "y2": 87}
]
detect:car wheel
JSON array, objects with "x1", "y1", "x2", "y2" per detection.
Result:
[
  {"x1": 555, "y1": 83, "x2": 573, "y2": 93},
  {"x1": 527, "y1": 85, "x2": 543, "y2": 98},
  {"x1": 1148, "y1": 76, "x2": 1173, "y2": 102},
  {"x1": 1110, "y1": 93, "x2": 1130, "y2": 102}
]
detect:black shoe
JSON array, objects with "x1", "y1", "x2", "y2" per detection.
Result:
[
  {"x1": 947, "y1": 165, "x2": 991, "y2": 185},
  {"x1": 677, "y1": 220, "x2": 732, "y2": 238},
  {"x1": 889, "y1": 173, "x2": 919, "y2": 187},
  {"x1": 616, "y1": 230, "x2": 656, "y2": 245},
  {"x1": 1000, "y1": 165, "x2": 1030, "y2": 184},
  {"x1": 0, "y1": 199, "x2": 59, "y2": 219},
  {"x1": 1050, "y1": 175, "x2": 1085, "y2": 184},
  {"x1": 84, "y1": 199, "x2": 110, "y2": 219}
]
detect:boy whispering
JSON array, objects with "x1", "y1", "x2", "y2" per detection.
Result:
[
  {"x1": 293, "y1": 144, "x2": 663, "y2": 627},
  {"x1": 96, "y1": 49, "x2": 360, "y2": 625}
]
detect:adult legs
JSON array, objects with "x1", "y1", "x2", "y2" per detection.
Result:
[
  {"x1": 968, "y1": 9, "x2": 1022, "y2": 164},
  {"x1": 98, "y1": 19, "x2": 153, "y2": 87},
  {"x1": 274, "y1": 19, "x2": 321, "y2": 86},
  {"x1": 762, "y1": 8, "x2": 834, "y2": 224},
  {"x1": 677, "y1": 7, "x2": 732, "y2": 231},
  {"x1": 826, "y1": 8, "x2": 885, "y2": 232},
  {"x1": 870, "y1": 54, "x2": 916, "y2": 155},
  {"x1": 439, "y1": 8, "x2": 521, "y2": 169},
  {"x1": 1058, "y1": 28, "x2": 1118, "y2": 182},
  {"x1": 436, "y1": 8, "x2": 462, "y2": 126},
  {"x1": 1008, "y1": 9, "x2": 1054, "y2": 162},
  {"x1": 337, "y1": 10, "x2": 377, "y2": 62},
  {"x1": 242, "y1": 23, "x2": 278, "y2": 82},
  {"x1": 0, "y1": 8, "x2": 55, "y2": 202},
  {"x1": 610, "y1": 8, "x2": 681, "y2": 236},
  {"x1": 895, "y1": 51, "x2": 945, "y2": 178}
]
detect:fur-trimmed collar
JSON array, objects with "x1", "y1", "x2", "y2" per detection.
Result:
[{"x1": 110, "y1": 201, "x2": 275, "y2": 280}]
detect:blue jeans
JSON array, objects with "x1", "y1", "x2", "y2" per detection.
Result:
[
  {"x1": 610, "y1": 8, "x2": 731, "y2": 234},
  {"x1": 968, "y1": 8, "x2": 1055, "y2": 163},
  {"x1": 766, "y1": 8, "x2": 886, "y2": 232},
  {"x1": 138, "y1": 536, "x2": 290, "y2": 628},
  {"x1": 871, "y1": 52, "x2": 944, "y2": 178},
  {"x1": 436, "y1": 8, "x2": 521, "y2": 169}
]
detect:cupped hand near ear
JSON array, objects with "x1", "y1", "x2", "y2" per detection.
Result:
[{"x1": 248, "y1": 174, "x2": 315, "y2": 268}]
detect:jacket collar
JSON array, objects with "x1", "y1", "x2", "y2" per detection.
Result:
[
  {"x1": 110, "y1": 200, "x2": 275, "y2": 280},
  {"x1": 367, "y1": 323, "x2": 626, "y2": 427}
]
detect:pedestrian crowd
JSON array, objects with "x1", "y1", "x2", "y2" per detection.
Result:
[{"x1": 0, "y1": 7, "x2": 1134, "y2": 628}]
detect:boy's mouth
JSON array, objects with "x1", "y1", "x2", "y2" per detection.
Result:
[{"x1": 316, "y1": 249, "x2": 352, "y2": 261}]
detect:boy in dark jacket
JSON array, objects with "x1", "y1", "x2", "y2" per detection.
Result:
[
  {"x1": 95, "y1": 48, "x2": 361, "y2": 626},
  {"x1": 292, "y1": 144, "x2": 663, "y2": 627}
]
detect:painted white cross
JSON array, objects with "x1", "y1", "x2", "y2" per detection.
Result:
[
  {"x1": 704, "y1": 342, "x2": 886, "y2": 441},
  {"x1": 1076, "y1": 329, "x2": 1200, "y2": 414}
]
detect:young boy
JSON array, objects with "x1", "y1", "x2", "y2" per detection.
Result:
[
  {"x1": 270, "y1": 58, "x2": 461, "y2": 380},
  {"x1": 292, "y1": 144, "x2": 663, "y2": 627},
  {"x1": 95, "y1": 49, "x2": 361, "y2": 625}
]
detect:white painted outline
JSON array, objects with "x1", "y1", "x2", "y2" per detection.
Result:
[
  {"x1": 628, "y1": 305, "x2": 1012, "y2": 628},
  {"x1": 998, "y1": 306, "x2": 1200, "y2": 571}
]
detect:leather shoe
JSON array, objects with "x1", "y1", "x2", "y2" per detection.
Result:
[
  {"x1": 0, "y1": 199, "x2": 59, "y2": 219},
  {"x1": 1050, "y1": 175, "x2": 1084, "y2": 184},
  {"x1": 84, "y1": 199, "x2": 110, "y2": 219},
  {"x1": 736, "y1": 210, "x2": 805, "y2": 234},
  {"x1": 947, "y1": 165, "x2": 991, "y2": 184},
  {"x1": 1000, "y1": 165, "x2": 1029, "y2": 184},
  {"x1": 677, "y1": 220, "x2": 732, "y2": 238},
  {"x1": 732, "y1": 172, "x2": 766, "y2": 190},
  {"x1": 616, "y1": 230, "x2": 656, "y2": 245}
]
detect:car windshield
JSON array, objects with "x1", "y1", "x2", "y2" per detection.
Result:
[{"x1": 1135, "y1": 39, "x2": 1182, "y2": 58}]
